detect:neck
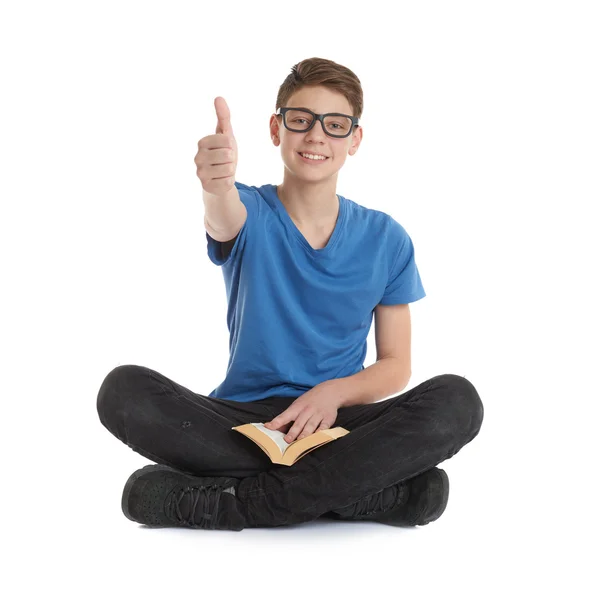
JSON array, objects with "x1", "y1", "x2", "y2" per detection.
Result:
[{"x1": 276, "y1": 179, "x2": 339, "y2": 228}]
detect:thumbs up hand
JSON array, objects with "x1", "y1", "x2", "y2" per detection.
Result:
[{"x1": 194, "y1": 97, "x2": 238, "y2": 196}]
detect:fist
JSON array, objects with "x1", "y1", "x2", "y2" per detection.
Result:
[{"x1": 194, "y1": 97, "x2": 239, "y2": 195}]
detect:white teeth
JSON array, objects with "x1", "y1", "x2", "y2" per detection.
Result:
[{"x1": 300, "y1": 152, "x2": 326, "y2": 160}]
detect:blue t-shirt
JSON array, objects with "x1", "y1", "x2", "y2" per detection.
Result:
[{"x1": 206, "y1": 182, "x2": 426, "y2": 403}]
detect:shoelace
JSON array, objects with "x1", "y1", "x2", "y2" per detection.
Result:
[
  {"x1": 165, "y1": 484, "x2": 223, "y2": 529},
  {"x1": 345, "y1": 484, "x2": 407, "y2": 518}
]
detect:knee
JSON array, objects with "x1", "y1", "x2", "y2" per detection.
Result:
[
  {"x1": 97, "y1": 364, "x2": 147, "y2": 437},
  {"x1": 432, "y1": 374, "x2": 484, "y2": 438}
]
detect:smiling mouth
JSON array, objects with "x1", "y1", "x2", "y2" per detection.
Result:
[{"x1": 297, "y1": 152, "x2": 329, "y2": 160}]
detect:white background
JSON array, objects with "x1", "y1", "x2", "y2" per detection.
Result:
[{"x1": 1, "y1": 1, "x2": 598, "y2": 598}]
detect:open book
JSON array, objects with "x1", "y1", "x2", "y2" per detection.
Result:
[{"x1": 232, "y1": 422, "x2": 350, "y2": 466}]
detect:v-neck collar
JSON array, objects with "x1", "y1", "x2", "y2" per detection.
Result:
[{"x1": 268, "y1": 184, "x2": 346, "y2": 257}]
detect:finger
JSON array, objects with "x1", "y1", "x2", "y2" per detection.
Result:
[
  {"x1": 285, "y1": 413, "x2": 311, "y2": 443},
  {"x1": 266, "y1": 410, "x2": 295, "y2": 430},
  {"x1": 297, "y1": 417, "x2": 325, "y2": 440},
  {"x1": 215, "y1": 97, "x2": 233, "y2": 137}
]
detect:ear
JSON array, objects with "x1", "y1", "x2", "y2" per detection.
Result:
[
  {"x1": 270, "y1": 114, "x2": 282, "y2": 147},
  {"x1": 348, "y1": 126, "x2": 363, "y2": 156}
]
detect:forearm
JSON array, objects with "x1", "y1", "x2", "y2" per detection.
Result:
[{"x1": 333, "y1": 358, "x2": 411, "y2": 407}]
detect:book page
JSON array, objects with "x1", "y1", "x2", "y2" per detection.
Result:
[{"x1": 249, "y1": 423, "x2": 291, "y2": 455}]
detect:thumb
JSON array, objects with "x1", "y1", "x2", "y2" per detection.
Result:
[{"x1": 214, "y1": 96, "x2": 234, "y2": 138}]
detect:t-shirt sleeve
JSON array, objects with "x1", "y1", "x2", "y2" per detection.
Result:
[
  {"x1": 205, "y1": 181, "x2": 259, "y2": 266},
  {"x1": 379, "y1": 218, "x2": 426, "y2": 305}
]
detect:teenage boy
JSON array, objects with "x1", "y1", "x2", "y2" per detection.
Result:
[{"x1": 98, "y1": 58, "x2": 483, "y2": 531}]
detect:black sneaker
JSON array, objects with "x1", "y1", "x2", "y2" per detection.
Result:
[
  {"x1": 326, "y1": 468, "x2": 449, "y2": 527},
  {"x1": 121, "y1": 464, "x2": 245, "y2": 531}
]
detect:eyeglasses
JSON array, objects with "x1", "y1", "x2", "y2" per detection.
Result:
[{"x1": 275, "y1": 107, "x2": 359, "y2": 139}]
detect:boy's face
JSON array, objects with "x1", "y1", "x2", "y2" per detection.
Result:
[{"x1": 270, "y1": 85, "x2": 363, "y2": 182}]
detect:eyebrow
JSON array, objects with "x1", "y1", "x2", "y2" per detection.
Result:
[{"x1": 295, "y1": 106, "x2": 347, "y2": 115}]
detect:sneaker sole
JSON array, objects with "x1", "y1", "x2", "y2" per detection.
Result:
[{"x1": 121, "y1": 464, "x2": 180, "y2": 522}]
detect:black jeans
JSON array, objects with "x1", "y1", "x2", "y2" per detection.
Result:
[{"x1": 97, "y1": 365, "x2": 484, "y2": 528}]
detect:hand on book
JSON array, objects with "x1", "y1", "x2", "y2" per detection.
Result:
[{"x1": 263, "y1": 380, "x2": 346, "y2": 443}]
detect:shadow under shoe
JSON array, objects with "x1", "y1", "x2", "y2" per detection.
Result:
[
  {"x1": 121, "y1": 464, "x2": 245, "y2": 531},
  {"x1": 325, "y1": 467, "x2": 450, "y2": 527}
]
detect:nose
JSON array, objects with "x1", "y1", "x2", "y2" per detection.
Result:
[{"x1": 305, "y1": 117, "x2": 328, "y2": 143}]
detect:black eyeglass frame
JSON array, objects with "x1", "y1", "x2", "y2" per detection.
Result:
[{"x1": 275, "y1": 107, "x2": 360, "y2": 138}]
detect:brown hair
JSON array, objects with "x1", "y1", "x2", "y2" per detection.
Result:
[{"x1": 275, "y1": 57, "x2": 363, "y2": 119}]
